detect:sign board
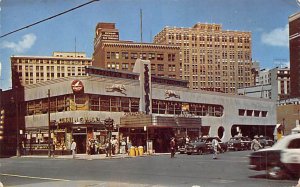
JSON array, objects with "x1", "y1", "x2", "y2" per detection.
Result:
[
  {"x1": 101, "y1": 31, "x2": 119, "y2": 41},
  {"x1": 71, "y1": 80, "x2": 84, "y2": 93}
]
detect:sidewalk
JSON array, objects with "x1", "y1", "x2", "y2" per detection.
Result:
[{"x1": 18, "y1": 153, "x2": 168, "y2": 160}]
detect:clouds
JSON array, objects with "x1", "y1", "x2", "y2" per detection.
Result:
[
  {"x1": 261, "y1": 24, "x2": 289, "y2": 47},
  {"x1": 1, "y1": 33, "x2": 37, "y2": 53}
]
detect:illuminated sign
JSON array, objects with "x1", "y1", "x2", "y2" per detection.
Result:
[{"x1": 71, "y1": 80, "x2": 84, "y2": 93}]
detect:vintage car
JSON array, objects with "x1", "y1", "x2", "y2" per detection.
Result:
[
  {"x1": 186, "y1": 137, "x2": 227, "y2": 155},
  {"x1": 227, "y1": 136, "x2": 252, "y2": 151},
  {"x1": 249, "y1": 133, "x2": 300, "y2": 179},
  {"x1": 176, "y1": 137, "x2": 187, "y2": 154},
  {"x1": 258, "y1": 136, "x2": 274, "y2": 148}
]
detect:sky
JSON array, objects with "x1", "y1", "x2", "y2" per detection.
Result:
[{"x1": 0, "y1": 0, "x2": 299, "y2": 90}]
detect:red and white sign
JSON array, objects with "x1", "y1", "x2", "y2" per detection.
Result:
[{"x1": 71, "y1": 80, "x2": 84, "y2": 93}]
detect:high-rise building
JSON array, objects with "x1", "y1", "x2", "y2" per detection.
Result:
[
  {"x1": 11, "y1": 52, "x2": 92, "y2": 87},
  {"x1": 289, "y1": 12, "x2": 300, "y2": 98},
  {"x1": 153, "y1": 23, "x2": 253, "y2": 94},
  {"x1": 93, "y1": 23, "x2": 181, "y2": 79}
]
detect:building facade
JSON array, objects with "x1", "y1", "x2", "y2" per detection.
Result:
[
  {"x1": 11, "y1": 52, "x2": 92, "y2": 87},
  {"x1": 19, "y1": 61, "x2": 276, "y2": 155},
  {"x1": 237, "y1": 67, "x2": 290, "y2": 101},
  {"x1": 289, "y1": 12, "x2": 300, "y2": 98},
  {"x1": 93, "y1": 23, "x2": 181, "y2": 79},
  {"x1": 153, "y1": 23, "x2": 253, "y2": 94}
]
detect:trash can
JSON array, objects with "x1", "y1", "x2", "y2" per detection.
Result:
[
  {"x1": 138, "y1": 146, "x2": 143, "y2": 156},
  {"x1": 135, "y1": 147, "x2": 139, "y2": 156},
  {"x1": 129, "y1": 146, "x2": 135, "y2": 156}
]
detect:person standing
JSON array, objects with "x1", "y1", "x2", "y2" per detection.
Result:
[
  {"x1": 51, "y1": 141, "x2": 55, "y2": 158},
  {"x1": 105, "y1": 139, "x2": 110, "y2": 157},
  {"x1": 212, "y1": 138, "x2": 221, "y2": 159},
  {"x1": 71, "y1": 139, "x2": 77, "y2": 159},
  {"x1": 170, "y1": 137, "x2": 176, "y2": 158},
  {"x1": 251, "y1": 135, "x2": 262, "y2": 151}
]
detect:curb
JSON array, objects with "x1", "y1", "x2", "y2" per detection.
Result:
[{"x1": 10, "y1": 153, "x2": 163, "y2": 160}]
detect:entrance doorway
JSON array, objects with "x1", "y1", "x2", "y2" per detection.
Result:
[{"x1": 73, "y1": 134, "x2": 86, "y2": 154}]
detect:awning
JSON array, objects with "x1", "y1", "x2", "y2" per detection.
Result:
[{"x1": 120, "y1": 114, "x2": 202, "y2": 128}]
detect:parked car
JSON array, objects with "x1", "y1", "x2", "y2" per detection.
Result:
[
  {"x1": 249, "y1": 133, "x2": 300, "y2": 179},
  {"x1": 186, "y1": 137, "x2": 227, "y2": 155},
  {"x1": 176, "y1": 137, "x2": 187, "y2": 154},
  {"x1": 258, "y1": 136, "x2": 274, "y2": 148},
  {"x1": 227, "y1": 136, "x2": 252, "y2": 151}
]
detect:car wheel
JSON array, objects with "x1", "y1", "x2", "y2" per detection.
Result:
[
  {"x1": 267, "y1": 166, "x2": 286, "y2": 180},
  {"x1": 187, "y1": 152, "x2": 191, "y2": 155},
  {"x1": 197, "y1": 149, "x2": 203, "y2": 155}
]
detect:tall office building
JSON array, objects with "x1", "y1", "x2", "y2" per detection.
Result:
[
  {"x1": 289, "y1": 12, "x2": 300, "y2": 98},
  {"x1": 11, "y1": 52, "x2": 92, "y2": 87},
  {"x1": 93, "y1": 23, "x2": 181, "y2": 79},
  {"x1": 153, "y1": 23, "x2": 253, "y2": 94}
]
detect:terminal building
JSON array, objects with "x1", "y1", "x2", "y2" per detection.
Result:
[{"x1": 19, "y1": 60, "x2": 276, "y2": 154}]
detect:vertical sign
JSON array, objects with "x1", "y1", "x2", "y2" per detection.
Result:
[
  {"x1": 144, "y1": 64, "x2": 150, "y2": 114},
  {"x1": 133, "y1": 59, "x2": 152, "y2": 114}
]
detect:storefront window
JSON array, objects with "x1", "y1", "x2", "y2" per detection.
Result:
[
  {"x1": 111, "y1": 97, "x2": 120, "y2": 112},
  {"x1": 159, "y1": 101, "x2": 166, "y2": 114},
  {"x1": 57, "y1": 96, "x2": 65, "y2": 112},
  {"x1": 166, "y1": 102, "x2": 175, "y2": 114},
  {"x1": 100, "y1": 96, "x2": 110, "y2": 111},
  {"x1": 130, "y1": 98, "x2": 139, "y2": 112},
  {"x1": 120, "y1": 97, "x2": 130, "y2": 112},
  {"x1": 90, "y1": 95, "x2": 99, "y2": 111},
  {"x1": 152, "y1": 100, "x2": 158, "y2": 113}
]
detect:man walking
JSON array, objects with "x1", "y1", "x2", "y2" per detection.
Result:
[
  {"x1": 71, "y1": 139, "x2": 77, "y2": 159},
  {"x1": 170, "y1": 137, "x2": 176, "y2": 158},
  {"x1": 212, "y1": 138, "x2": 221, "y2": 159}
]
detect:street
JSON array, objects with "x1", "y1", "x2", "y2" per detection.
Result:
[{"x1": 0, "y1": 151, "x2": 298, "y2": 187}]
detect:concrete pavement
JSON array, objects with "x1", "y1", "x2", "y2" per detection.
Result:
[{"x1": 16, "y1": 152, "x2": 168, "y2": 160}]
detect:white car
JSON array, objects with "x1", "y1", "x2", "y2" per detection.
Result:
[{"x1": 249, "y1": 133, "x2": 300, "y2": 179}]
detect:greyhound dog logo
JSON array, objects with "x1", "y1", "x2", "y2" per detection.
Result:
[{"x1": 297, "y1": 0, "x2": 300, "y2": 7}]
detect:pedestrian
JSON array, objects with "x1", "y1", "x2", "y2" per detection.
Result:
[
  {"x1": 105, "y1": 139, "x2": 110, "y2": 157},
  {"x1": 251, "y1": 135, "x2": 262, "y2": 151},
  {"x1": 87, "y1": 139, "x2": 91, "y2": 155},
  {"x1": 111, "y1": 137, "x2": 118, "y2": 155},
  {"x1": 71, "y1": 139, "x2": 77, "y2": 159},
  {"x1": 51, "y1": 141, "x2": 55, "y2": 158},
  {"x1": 120, "y1": 138, "x2": 126, "y2": 154},
  {"x1": 212, "y1": 138, "x2": 221, "y2": 159},
  {"x1": 170, "y1": 137, "x2": 176, "y2": 158},
  {"x1": 127, "y1": 139, "x2": 132, "y2": 155}
]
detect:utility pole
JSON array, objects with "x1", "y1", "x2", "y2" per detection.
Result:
[{"x1": 48, "y1": 89, "x2": 51, "y2": 158}]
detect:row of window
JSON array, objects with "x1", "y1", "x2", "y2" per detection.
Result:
[
  {"x1": 14, "y1": 59, "x2": 91, "y2": 65},
  {"x1": 167, "y1": 33, "x2": 250, "y2": 43},
  {"x1": 238, "y1": 109, "x2": 268, "y2": 117},
  {"x1": 106, "y1": 52, "x2": 176, "y2": 62},
  {"x1": 25, "y1": 94, "x2": 223, "y2": 117},
  {"x1": 17, "y1": 65, "x2": 85, "y2": 72}
]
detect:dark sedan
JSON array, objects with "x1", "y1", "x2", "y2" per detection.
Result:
[
  {"x1": 227, "y1": 136, "x2": 252, "y2": 151},
  {"x1": 186, "y1": 137, "x2": 227, "y2": 155},
  {"x1": 249, "y1": 133, "x2": 300, "y2": 179}
]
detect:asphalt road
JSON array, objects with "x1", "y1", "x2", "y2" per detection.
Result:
[{"x1": 0, "y1": 151, "x2": 298, "y2": 187}]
